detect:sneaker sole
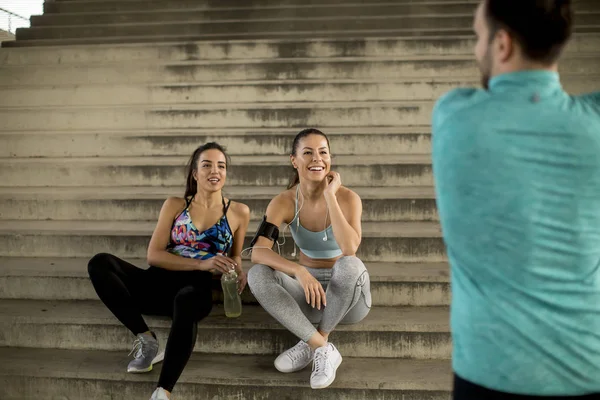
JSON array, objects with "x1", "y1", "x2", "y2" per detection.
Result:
[
  {"x1": 310, "y1": 354, "x2": 343, "y2": 390},
  {"x1": 274, "y1": 358, "x2": 313, "y2": 373},
  {"x1": 127, "y1": 351, "x2": 165, "y2": 374}
]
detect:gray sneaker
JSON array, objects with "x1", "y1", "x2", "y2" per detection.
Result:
[{"x1": 127, "y1": 332, "x2": 163, "y2": 373}]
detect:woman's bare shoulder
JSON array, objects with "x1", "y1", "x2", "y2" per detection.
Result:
[
  {"x1": 337, "y1": 186, "x2": 361, "y2": 204},
  {"x1": 163, "y1": 196, "x2": 187, "y2": 212},
  {"x1": 267, "y1": 188, "x2": 295, "y2": 208},
  {"x1": 263, "y1": 189, "x2": 296, "y2": 224},
  {"x1": 228, "y1": 200, "x2": 250, "y2": 219}
]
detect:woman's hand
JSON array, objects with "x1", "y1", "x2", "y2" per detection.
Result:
[
  {"x1": 294, "y1": 267, "x2": 327, "y2": 310},
  {"x1": 236, "y1": 270, "x2": 248, "y2": 294},
  {"x1": 324, "y1": 171, "x2": 342, "y2": 197},
  {"x1": 198, "y1": 254, "x2": 237, "y2": 274}
]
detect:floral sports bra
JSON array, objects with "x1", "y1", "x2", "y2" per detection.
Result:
[{"x1": 167, "y1": 197, "x2": 233, "y2": 260}]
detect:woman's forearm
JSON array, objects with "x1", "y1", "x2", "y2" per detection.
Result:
[
  {"x1": 251, "y1": 247, "x2": 302, "y2": 276},
  {"x1": 147, "y1": 249, "x2": 202, "y2": 271},
  {"x1": 325, "y1": 192, "x2": 360, "y2": 255}
]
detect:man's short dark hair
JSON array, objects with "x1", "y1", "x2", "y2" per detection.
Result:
[{"x1": 485, "y1": 0, "x2": 573, "y2": 64}]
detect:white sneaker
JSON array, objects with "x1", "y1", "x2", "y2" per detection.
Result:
[
  {"x1": 274, "y1": 340, "x2": 314, "y2": 373},
  {"x1": 150, "y1": 387, "x2": 170, "y2": 400},
  {"x1": 310, "y1": 343, "x2": 343, "y2": 389}
]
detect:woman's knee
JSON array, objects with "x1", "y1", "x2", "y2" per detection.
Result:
[
  {"x1": 247, "y1": 264, "x2": 275, "y2": 290},
  {"x1": 339, "y1": 302, "x2": 370, "y2": 325},
  {"x1": 331, "y1": 256, "x2": 366, "y2": 281},
  {"x1": 174, "y1": 286, "x2": 212, "y2": 321},
  {"x1": 87, "y1": 252, "x2": 116, "y2": 278}
]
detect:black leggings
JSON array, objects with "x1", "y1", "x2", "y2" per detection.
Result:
[
  {"x1": 454, "y1": 374, "x2": 600, "y2": 400},
  {"x1": 88, "y1": 253, "x2": 213, "y2": 393}
]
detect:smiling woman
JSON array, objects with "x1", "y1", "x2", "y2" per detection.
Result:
[
  {"x1": 87, "y1": 142, "x2": 250, "y2": 400},
  {"x1": 248, "y1": 128, "x2": 371, "y2": 391}
]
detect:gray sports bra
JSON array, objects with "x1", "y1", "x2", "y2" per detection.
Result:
[{"x1": 289, "y1": 185, "x2": 343, "y2": 259}]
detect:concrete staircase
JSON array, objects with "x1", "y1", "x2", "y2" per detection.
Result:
[
  {"x1": 0, "y1": 0, "x2": 599, "y2": 399},
  {"x1": 3, "y1": 0, "x2": 600, "y2": 46},
  {"x1": 0, "y1": 29, "x2": 15, "y2": 43}
]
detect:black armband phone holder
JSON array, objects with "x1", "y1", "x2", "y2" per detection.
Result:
[{"x1": 250, "y1": 215, "x2": 280, "y2": 247}]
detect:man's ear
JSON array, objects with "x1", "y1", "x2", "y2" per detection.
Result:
[{"x1": 495, "y1": 28, "x2": 515, "y2": 63}]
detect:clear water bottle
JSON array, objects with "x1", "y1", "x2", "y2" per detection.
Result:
[{"x1": 221, "y1": 270, "x2": 242, "y2": 318}]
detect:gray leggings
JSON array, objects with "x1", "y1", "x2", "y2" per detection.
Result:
[{"x1": 247, "y1": 256, "x2": 372, "y2": 342}]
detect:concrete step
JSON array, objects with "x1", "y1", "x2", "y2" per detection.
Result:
[
  {"x1": 3, "y1": 77, "x2": 600, "y2": 108},
  {"x1": 0, "y1": 31, "x2": 15, "y2": 43},
  {"x1": 14, "y1": 16, "x2": 484, "y2": 42},
  {"x1": 35, "y1": 4, "x2": 480, "y2": 26},
  {"x1": 0, "y1": 80, "x2": 477, "y2": 107},
  {"x1": 2, "y1": 55, "x2": 599, "y2": 86},
  {"x1": 50, "y1": 0, "x2": 472, "y2": 2},
  {"x1": 0, "y1": 220, "x2": 445, "y2": 261},
  {"x1": 0, "y1": 257, "x2": 450, "y2": 306},
  {"x1": 0, "y1": 127, "x2": 434, "y2": 157},
  {"x1": 1, "y1": 32, "x2": 478, "y2": 49},
  {"x1": 41, "y1": 0, "x2": 599, "y2": 13},
  {"x1": 0, "y1": 101, "x2": 437, "y2": 131},
  {"x1": 0, "y1": 186, "x2": 438, "y2": 222},
  {"x1": 0, "y1": 57, "x2": 482, "y2": 86},
  {"x1": 35, "y1": 8, "x2": 600, "y2": 31},
  {"x1": 0, "y1": 299, "x2": 451, "y2": 359},
  {"x1": 7, "y1": 26, "x2": 600, "y2": 47},
  {"x1": 0, "y1": 36, "x2": 480, "y2": 65},
  {"x1": 15, "y1": 13, "x2": 600, "y2": 41},
  {"x1": 47, "y1": 0, "x2": 475, "y2": 5},
  {"x1": 0, "y1": 154, "x2": 434, "y2": 187},
  {"x1": 0, "y1": 347, "x2": 453, "y2": 400},
  {"x1": 2, "y1": 35, "x2": 597, "y2": 66}
]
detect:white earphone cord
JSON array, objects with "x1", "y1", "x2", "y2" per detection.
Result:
[{"x1": 241, "y1": 185, "x2": 329, "y2": 257}]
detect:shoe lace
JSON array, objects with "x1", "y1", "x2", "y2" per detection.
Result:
[
  {"x1": 288, "y1": 342, "x2": 310, "y2": 362},
  {"x1": 128, "y1": 338, "x2": 144, "y2": 359},
  {"x1": 312, "y1": 346, "x2": 329, "y2": 375}
]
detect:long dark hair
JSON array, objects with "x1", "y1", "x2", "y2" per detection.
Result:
[
  {"x1": 287, "y1": 128, "x2": 331, "y2": 189},
  {"x1": 184, "y1": 142, "x2": 231, "y2": 199}
]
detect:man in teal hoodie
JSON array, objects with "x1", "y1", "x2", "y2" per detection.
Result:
[{"x1": 432, "y1": 0, "x2": 600, "y2": 398}]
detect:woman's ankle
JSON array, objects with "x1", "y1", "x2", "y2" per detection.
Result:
[
  {"x1": 307, "y1": 332, "x2": 327, "y2": 350},
  {"x1": 317, "y1": 329, "x2": 329, "y2": 343}
]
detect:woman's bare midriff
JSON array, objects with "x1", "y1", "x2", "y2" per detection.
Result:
[{"x1": 298, "y1": 251, "x2": 341, "y2": 269}]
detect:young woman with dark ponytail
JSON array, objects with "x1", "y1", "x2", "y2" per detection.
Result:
[
  {"x1": 87, "y1": 143, "x2": 250, "y2": 400},
  {"x1": 248, "y1": 129, "x2": 371, "y2": 390}
]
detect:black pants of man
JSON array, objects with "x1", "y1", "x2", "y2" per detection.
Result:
[{"x1": 454, "y1": 374, "x2": 600, "y2": 400}]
